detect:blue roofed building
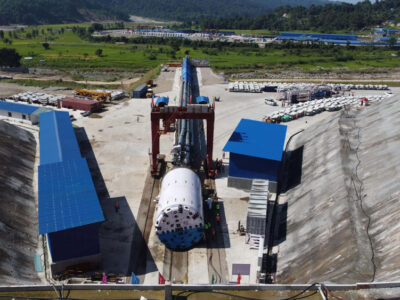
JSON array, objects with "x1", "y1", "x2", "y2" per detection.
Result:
[
  {"x1": 223, "y1": 119, "x2": 287, "y2": 192},
  {"x1": 0, "y1": 100, "x2": 40, "y2": 122},
  {"x1": 376, "y1": 28, "x2": 398, "y2": 37},
  {"x1": 38, "y1": 111, "x2": 104, "y2": 274}
]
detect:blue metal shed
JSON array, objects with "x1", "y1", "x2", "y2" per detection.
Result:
[
  {"x1": 38, "y1": 110, "x2": 104, "y2": 264},
  {"x1": 0, "y1": 100, "x2": 39, "y2": 114},
  {"x1": 223, "y1": 119, "x2": 287, "y2": 182}
]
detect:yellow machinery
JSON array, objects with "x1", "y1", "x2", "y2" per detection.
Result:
[
  {"x1": 146, "y1": 89, "x2": 154, "y2": 98},
  {"x1": 75, "y1": 89, "x2": 111, "y2": 102}
]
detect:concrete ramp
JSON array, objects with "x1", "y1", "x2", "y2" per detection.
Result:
[
  {"x1": 276, "y1": 97, "x2": 400, "y2": 283},
  {"x1": 0, "y1": 121, "x2": 43, "y2": 284}
]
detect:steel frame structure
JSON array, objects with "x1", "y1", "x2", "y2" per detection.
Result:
[{"x1": 150, "y1": 105, "x2": 215, "y2": 177}]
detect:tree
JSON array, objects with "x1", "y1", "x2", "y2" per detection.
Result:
[
  {"x1": 389, "y1": 37, "x2": 397, "y2": 48},
  {"x1": 0, "y1": 48, "x2": 22, "y2": 67},
  {"x1": 0, "y1": 30, "x2": 3, "y2": 40},
  {"x1": 148, "y1": 52, "x2": 157, "y2": 60},
  {"x1": 42, "y1": 42, "x2": 50, "y2": 50},
  {"x1": 88, "y1": 23, "x2": 104, "y2": 34},
  {"x1": 95, "y1": 49, "x2": 103, "y2": 57}
]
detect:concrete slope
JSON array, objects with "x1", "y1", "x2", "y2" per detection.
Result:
[
  {"x1": 276, "y1": 96, "x2": 400, "y2": 283},
  {"x1": 277, "y1": 110, "x2": 374, "y2": 283},
  {"x1": 275, "y1": 99, "x2": 400, "y2": 283},
  {"x1": 0, "y1": 121, "x2": 41, "y2": 284},
  {"x1": 357, "y1": 97, "x2": 400, "y2": 281}
]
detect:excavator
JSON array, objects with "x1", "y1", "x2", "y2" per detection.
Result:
[{"x1": 75, "y1": 89, "x2": 111, "y2": 102}]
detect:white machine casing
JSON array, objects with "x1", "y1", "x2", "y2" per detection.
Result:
[{"x1": 155, "y1": 167, "x2": 204, "y2": 235}]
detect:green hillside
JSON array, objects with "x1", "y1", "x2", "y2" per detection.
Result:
[{"x1": 0, "y1": 0, "x2": 328, "y2": 25}]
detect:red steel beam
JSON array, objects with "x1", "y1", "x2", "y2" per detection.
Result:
[{"x1": 150, "y1": 106, "x2": 215, "y2": 177}]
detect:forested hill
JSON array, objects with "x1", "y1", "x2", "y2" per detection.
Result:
[
  {"x1": 194, "y1": 0, "x2": 400, "y2": 32},
  {"x1": 0, "y1": 0, "x2": 129, "y2": 25},
  {"x1": 99, "y1": 0, "x2": 329, "y2": 21},
  {"x1": 0, "y1": 0, "x2": 328, "y2": 25}
]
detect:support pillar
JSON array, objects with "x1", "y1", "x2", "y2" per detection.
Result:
[
  {"x1": 151, "y1": 117, "x2": 160, "y2": 175},
  {"x1": 206, "y1": 116, "x2": 214, "y2": 177}
]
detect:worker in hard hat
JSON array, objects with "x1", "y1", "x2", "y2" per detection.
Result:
[
  {"x1": 216, "y1": 213, "x2": 220, "y2": 225},
  {"x1": 115, "y1": 200, "x2": 120, "y2": 213}
]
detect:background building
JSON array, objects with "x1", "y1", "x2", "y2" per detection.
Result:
[{"x1": 0, "y1": 100, "x2": 39, "y2": 122}]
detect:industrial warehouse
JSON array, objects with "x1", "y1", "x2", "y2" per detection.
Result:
[
  {"x1": 1, "y1": 55, "x2": 400, "y2": 300},
  {"x1": 94, "y1": 27, "x2": 400, "y2": 46}
]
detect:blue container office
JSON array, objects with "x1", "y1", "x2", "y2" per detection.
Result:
[
  {"x1": 133, "y1": 84, "x2": 148, "y2": 98},
  {"x1": 223, "y1": 119, "x2": 287, "y2": 192}
]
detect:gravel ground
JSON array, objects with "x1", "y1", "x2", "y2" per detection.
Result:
[{"x1": 0, "y1": 82, "x2": 75, "y2": 98}]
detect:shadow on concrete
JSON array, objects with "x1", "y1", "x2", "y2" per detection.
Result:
[
  {"x1": 262, "y1": 253, "x2": 277, "y2": 277},
  {"x1": 200, "y1": 202, "x2": 231, "y2": 249},
  {"x1": 129, "y1": 214, "x2": 158, "y2": 276},
  {"x1": 75, "y1": 127, "x2": 157, "y2": 276},
  {"x1": 272, "y1": 203, "x2": 288, "y2": 247},
  {"x1": 279, "y1": 146, "x2": 304, "y2": 193}
]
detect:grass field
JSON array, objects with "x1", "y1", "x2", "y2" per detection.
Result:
[{"x1": 1, "y1": 24, "x2": 400, "y2": 76}]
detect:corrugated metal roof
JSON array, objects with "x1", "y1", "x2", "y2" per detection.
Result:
[
  {"x1": 31, "y1": 107, "x2": 53, "y2": 116},
  {"x1": 39, "y1": 111, "x2": 81, "y2": 165},
  {"x1": 223, "y1": 119, "x2": 287, "y2": 161},
  {"x1": 38, "y1": 158, "x2": 104, "y2": 234},
  {"x1": 0, "y1": 100, "x2": 39, "y2": 115}
]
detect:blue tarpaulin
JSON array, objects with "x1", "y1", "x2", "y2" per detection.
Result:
[
  {"x1": 156, "y1": 97, "x2": 169, "y2": 106},
  {"x1": 131, "y1": 272, "x2": 140, "y2": 284},
  {"x1": 196, "y1": 96, "x2": 209, "y2": 104}
]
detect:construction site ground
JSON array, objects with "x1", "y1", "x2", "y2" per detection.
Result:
[
  {"x1": 1, "y1": 65, "x2": 398, "y2": 286},
  {"x1": 72, "y1": 67, "x2": 397, "y2": 285}
]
